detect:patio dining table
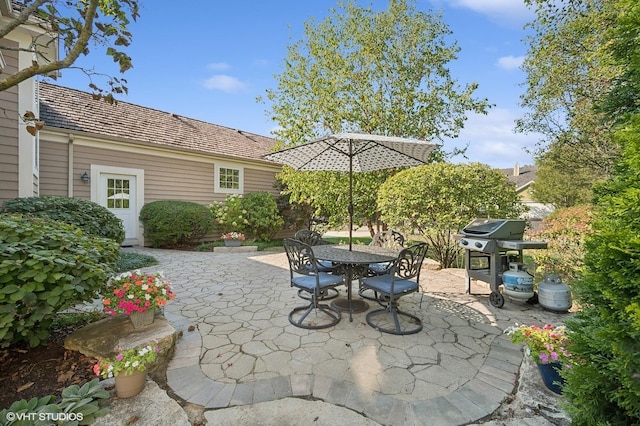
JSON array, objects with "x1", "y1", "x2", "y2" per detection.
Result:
[{"x1": 312, "y1": 245, "x2": 399, "y2": 322}]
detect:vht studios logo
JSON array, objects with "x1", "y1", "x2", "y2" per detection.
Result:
[{"x1": 5, "y1": 412, "x2": 84, "y2": 422}]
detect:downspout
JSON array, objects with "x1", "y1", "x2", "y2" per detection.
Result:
[{"x1": 67, "y1": 133, "x2": 74, "y2": 196}]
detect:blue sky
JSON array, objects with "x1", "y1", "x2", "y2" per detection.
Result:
[{"x1": 55, "y1": 0, "x2": 538, "y2": 169}]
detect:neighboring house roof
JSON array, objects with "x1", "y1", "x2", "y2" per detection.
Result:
[
  {"x1": 38, "y1": 82, "x2": 277, "y2": 162},
  {"x1": 500, "y1": 164, "x2": 537, "y2": 192}
]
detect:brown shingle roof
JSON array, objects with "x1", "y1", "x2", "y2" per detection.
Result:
[
  {"x1": 38, "y1": 82, "x2": 277, "y2": 162},
  {"x1": 500, "y1": 165, "x2": 537, "y2": 189}
]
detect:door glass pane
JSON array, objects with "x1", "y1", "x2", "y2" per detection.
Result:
[{"x1": 107, "y1": 178, "x2": 130, "y2": 209}]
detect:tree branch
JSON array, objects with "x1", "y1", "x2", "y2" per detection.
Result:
[{"x1": 0, "y1": 0, "x2": 99, "y2": 92}]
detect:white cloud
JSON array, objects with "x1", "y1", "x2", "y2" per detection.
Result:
[
  {"x1": 202, "y1": 75, "x2": 247, "y2": 93},
  {"x1": 445, "y1": 107, "x2": 540, "y2": 168},
  {"x1": 435, "y1": 0, "x2": 534, "y2": 27},
  {"x1": 497, "y1": 55, "x2": 524, "y2": 71},
  {"x1": 207, "y1": 62, "x2": 230, "y2": 70}
]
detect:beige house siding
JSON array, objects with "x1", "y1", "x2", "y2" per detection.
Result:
[
  {"x1": 39, "y1": 140, "x2": 69, "y2": 196},
  {"x1": 0, "y1": 40, "x2": 19, "y2": 204},
  {"x1": 39, "y1": 138, "x2": 281, "y2": 204},
  {"x1": 245, "y1": 168, "x2": 280, "y2": 195}
]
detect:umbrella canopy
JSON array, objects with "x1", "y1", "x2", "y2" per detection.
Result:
[{"x1": 264, "y1": 133, "x2": 439, "y2": 249}]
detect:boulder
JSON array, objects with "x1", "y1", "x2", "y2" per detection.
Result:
[{"x1": 65, "y1": 311, "x2": 176, "y2": 383}]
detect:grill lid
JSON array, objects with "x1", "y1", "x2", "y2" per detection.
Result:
[{"x1": 461, "y1": 219, "x2": 526, "y2": 240}]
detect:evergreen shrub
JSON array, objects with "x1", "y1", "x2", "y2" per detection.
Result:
[{"x1": 139, "y1": 200, "x2": 214, "y2": 247}]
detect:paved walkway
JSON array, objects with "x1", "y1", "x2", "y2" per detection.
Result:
[{"x1": 127, "y1": 247, "x2": 568, "y2": 425}]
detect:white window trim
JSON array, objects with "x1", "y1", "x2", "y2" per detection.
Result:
[{"x1": 215, "y1": 163, "x2": 244, "y2": 194}]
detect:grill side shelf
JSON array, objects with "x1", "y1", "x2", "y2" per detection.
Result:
[{"x1": 496, "y1": 240, "x2": 547, "y2": 250}]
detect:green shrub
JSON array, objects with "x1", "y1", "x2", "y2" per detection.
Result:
[
  {"x1": 2, "y1": 196, "x2": 125, "y2": 244},
  {"x1": 528, "y1": 205, "x2": 594, "y2": 284},
  {"x1": 241, "y1": 192, "x2": 284, "y2": 241},
  {"x1": 139, "y1": 200, "x2": 215, "y2": 248},
  {"x1": 0, "y1": 214, "x2": 120, "y2": 348}
]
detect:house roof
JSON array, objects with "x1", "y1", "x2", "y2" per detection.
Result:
[
  {"x1": 500, "y1": 165, "x2": 537, "y2": 190},
  {"x1": 38, "y1": 82, "x2": 277, "y2": 162}
]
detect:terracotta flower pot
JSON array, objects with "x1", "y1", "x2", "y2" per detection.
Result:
[
  {"x1": 115, "y1": 370, "x2": 147, "y2": 398},
  {"x1": 129, "y1": 310, "x2": 155, "y2": 329}
]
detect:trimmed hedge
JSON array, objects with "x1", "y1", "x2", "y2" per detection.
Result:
[
  {"x1": 0, "y1": 214, "x2": 120, "y2": 348},
  {"x1": 139, "y1": 200, "x2": 215, "y2": 248},
  {"x1": 2, "y1": 196, "x2": 125, "y2": 244}
]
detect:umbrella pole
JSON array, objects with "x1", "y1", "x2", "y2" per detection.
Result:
[{"x1": 349, "y1": 143, "x2": 353, "y2": 251}]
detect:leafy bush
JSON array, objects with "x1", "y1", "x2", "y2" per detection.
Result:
[
  {"x1": 527, "y1": 205, "x2": 593, "y2": 284},
  {"x1": 2, "y1": 196, "x2": 125, "y2": 244},
  {"x1": 378, "y1": 163, "x2": 526, "y2": 268},
  {"x1": 209, "y1": 194, "x2": 247, "y2": 234},
  {"x1": 241, "y1": 192, "x2": 284, "y2": 241},
  {"x1": 0, "y1": 214, "x2": 120, "y2": 348},
  {"x1": 139, "y1": 200, "x2": 214, "y2": 248},
  {"x1": 0, "y1": 378, "x2": 110, "y2": 425}
]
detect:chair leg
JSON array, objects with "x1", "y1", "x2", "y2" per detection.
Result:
[
  {"x1": 289, "y1": 297, "x2": 341, "y2": 329},
  {"x1": 365, "y1": 299, "x2": 422, "y2": 335}
]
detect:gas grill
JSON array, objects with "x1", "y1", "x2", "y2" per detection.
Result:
[{"x1": 458, "y1": 218, "x2": 547, "y2": 308}]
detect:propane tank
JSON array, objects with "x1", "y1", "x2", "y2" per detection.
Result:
[
  {"x1": 537, "y1": 274, "x2": 572, "y2": 312},
  {"x1": 502, "y1": 262, "x2": 534, "y2": 301}
]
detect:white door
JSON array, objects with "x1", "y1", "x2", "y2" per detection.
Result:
[{"x1": 100, "y1": 174, "x2": 137, "y2": 244}]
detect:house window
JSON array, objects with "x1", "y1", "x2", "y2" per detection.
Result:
[
  {"x1": 106, "y1": 178, "x2": 130, "y2": 209},
  {"x1": 215, "y1": 164, "x2": 243, "y2": 194}
]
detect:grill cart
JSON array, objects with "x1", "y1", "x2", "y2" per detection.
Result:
[{"x1": 457, "y1": 218, "x2": 547, "y2": 308}]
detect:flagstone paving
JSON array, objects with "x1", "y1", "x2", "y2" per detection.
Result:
[{"x1": 126, "y1": 247, "x2": 568, "y2": 425}]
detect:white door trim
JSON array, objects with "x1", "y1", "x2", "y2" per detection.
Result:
[{"x1": 90, "y1": 165, "x2": 144, "y2": 246}]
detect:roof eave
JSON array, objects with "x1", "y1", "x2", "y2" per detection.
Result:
[{"x1": 41, "y1": 126, "x2": 281, "y2": 168}]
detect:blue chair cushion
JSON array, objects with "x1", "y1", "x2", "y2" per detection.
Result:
[
  {"x1": 292, "y1": 272, "x2": 343, "y2": 291},
  {"x1": 306, "y1": 260, "x2": 334, "y2": 273},
  {"x1": 361, "y1": 274, "x2": 418, "y2": 295},
  {"x1": 368, "y1": 262, "x2": 391, "y2": 274}
]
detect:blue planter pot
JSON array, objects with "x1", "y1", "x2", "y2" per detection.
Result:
[
  {"x1": 537, "y1": 362, "x2": 565, "y2": 394},
  {"x1": 224, "y1": 240, "x2": 242, "y2": 247}
]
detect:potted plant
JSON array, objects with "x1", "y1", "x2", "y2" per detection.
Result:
[
  {"x1": 220, "y1": 231, "x2": 246, "y2": 247},
  {"x1": 102, "y1": 270, "x2": 176, "y2": 328},
  {"x1": 505, "y1": 323, "x2": 571, "y2": 394},
  {"x1": 93, "y1": 343, "x2": 159, "y2": 398}
]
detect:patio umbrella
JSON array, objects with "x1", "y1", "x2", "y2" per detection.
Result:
[{"x1": 263, "y1": 132, "x2": 439, "y2": 250}]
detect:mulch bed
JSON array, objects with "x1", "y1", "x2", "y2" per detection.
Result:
[{"x1": 0, "y1": 327, "x2": 96, "y2": 410}]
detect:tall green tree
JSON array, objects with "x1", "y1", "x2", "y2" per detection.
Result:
[
  {"x1": 531, "y1": 142, "x2": 599, "y2": 207},
  {"x1": 559, "y1": 1, "x2": 640, "y2": 423},
  {"x1": 518, "y1": 0, "x2": 620, "y2": 180},
  {"x1": 377, "y1": 163, "x2": 525, "y2": 268},
  {"x1": 0, "y1": 0, "x2": 139, "y2": 103},
  {"x1": 263, "y1": 0, "x2": 490, "y2": 234}
]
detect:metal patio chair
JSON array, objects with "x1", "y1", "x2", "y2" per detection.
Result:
[
  {"x1": 360, "y1": 242, "x2": 428, "y2": 335},
  {"x1": 359, "y1": 230, "x2": 405, "y2": 301},
  {"x1": 293, "y1": 229, "x2": 340, "y2": 300},
  {"x1": 283, "y1": 238, "x2": 343, "y2": 329}
]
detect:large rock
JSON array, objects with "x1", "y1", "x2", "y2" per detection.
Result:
[
  {"x1": 65, "y1": 311, "x2": 176, "y2": 382},
  {"x1": 95, "y1": 379, "x2": 190, "y2": 426}
]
